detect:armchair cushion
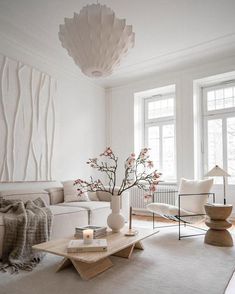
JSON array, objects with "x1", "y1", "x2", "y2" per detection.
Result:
[
  {"x1": 179, "y1": 178, "x2": 213, "y2": 214},
  {"x1": 147, "y1": 203, "x2": 191, "y2": 217}
]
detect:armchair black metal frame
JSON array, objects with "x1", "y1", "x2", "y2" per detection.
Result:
[{"x1": 152, "y1": 192, "x2": 216, "y2": 240}]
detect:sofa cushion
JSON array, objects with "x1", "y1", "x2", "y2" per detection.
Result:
[
  {"x1": 62, "y1": 180, "x2": 90, "y2": 202},
  {"x1": 87, "y1": 191, "x2": 99, "y2": 201},
  {"x1": 0, "y1": 189, "x2": 50, "y2": 206},
  {"x1": 50, "y1": 205, "x2": 86, "y2": 215},
  {"x1": 96, "y1": 191, "x2": 111, "y2": 202},
  {"x1": 58, "y1": 201, "x2": 111, "y2": 227},
  {"x1": 45, "y1": 187, "x2": 64, "y2": 204},
  {"x1": 58, "y1": 201, "x2": 110, "y2": 211},
  {"x1": 50, "y1": 205, "x2": 88, "y2": 239}
]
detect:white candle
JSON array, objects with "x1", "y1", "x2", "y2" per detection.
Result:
[{"x1": 83, "y1": 229, "x2": 93, "y2": 244}]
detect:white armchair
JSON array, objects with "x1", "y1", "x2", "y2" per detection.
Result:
[{"x1": 147, "y1": 178, "x2": 214, "y2": 239}]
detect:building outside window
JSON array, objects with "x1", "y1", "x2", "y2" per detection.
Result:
[
  {"x1": 202, "y1": 82, "x2": 235, "y2": 184},
  {"x1": 144, "y1": 93, "x2": 176, "y2": 181}
]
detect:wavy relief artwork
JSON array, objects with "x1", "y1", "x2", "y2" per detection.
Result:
[{"x1": 0, "y1": 55, "x2": 57, "y2": 181}]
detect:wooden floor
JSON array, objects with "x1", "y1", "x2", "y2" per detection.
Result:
[{"x1": 133, "y1": 214, "x2": 235, "y2": 229}]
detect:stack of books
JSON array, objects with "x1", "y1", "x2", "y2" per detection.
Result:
[
  {"x1": 67, "y1": 239, "x2": 108, "y2": 253},
  {"x1": 74, "y1": 225, "x2": 107, "y2": 239}
]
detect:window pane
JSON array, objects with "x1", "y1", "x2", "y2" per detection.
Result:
[
  {"x1": 162, "y1": 124, "x2": 175, "y2": 180},
  {"x1": 147, "y1": 126, "x2": 160, "y2": 168},
  {"x1": 207, "y1": 87, "x2": 235, "y2": 111},
  {"x1": 227, "y1": 117, "x2": 235, "y2": 184},
  {"x1": 207, "y1": 119, "x2": 223, "y2": 184},
  {"x1": 207, "y1": 90, "x2": 215, "y2": 110},
  {"x1": 148, "y1": 98, "x2": 174, "y2": 119}
]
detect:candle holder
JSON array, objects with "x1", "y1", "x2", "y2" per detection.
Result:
[{"x1": 125, "y1": 206, "x2": 138, "y2": 236}]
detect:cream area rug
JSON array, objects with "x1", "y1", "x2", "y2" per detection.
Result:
[{"x1": 0, "y1": 226, "x2": 234, "y2": 294}]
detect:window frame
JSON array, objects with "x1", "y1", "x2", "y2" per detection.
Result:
[
  {"x1": 144, "y1": 93, "x2": 176, "y2": 181},
  {"x1": 202, "y1": 82, "x2": 235, "y2": 184}
]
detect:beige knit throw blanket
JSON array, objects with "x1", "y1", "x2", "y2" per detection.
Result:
[{"x1": 0, "y1": 197, "x2": 53, "y2": 273}]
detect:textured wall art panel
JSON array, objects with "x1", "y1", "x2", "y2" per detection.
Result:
[{"x1": 0, "y1": 55, "x2": 57, "y2": 181}]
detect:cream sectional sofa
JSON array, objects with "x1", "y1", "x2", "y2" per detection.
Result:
[{"x1": 0, "y1": 187, "x2": 129, "y2": 257}]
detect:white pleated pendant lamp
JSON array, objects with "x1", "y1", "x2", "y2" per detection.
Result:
[{"x1": 59, "y1": 3, "x2": 135, "y2": 78}]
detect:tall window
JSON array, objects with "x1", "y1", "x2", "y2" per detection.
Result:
[
  {"x1": 144, "y1": 93, "x2": 176, "y2": 181},
  {"x1": 202, "y1": 82, "x2": 235, "y2": 184}
]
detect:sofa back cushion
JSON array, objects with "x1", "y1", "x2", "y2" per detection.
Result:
[
  {"x1": 87, "y1": 191, "x2": 99, "y2": 201},
  {"x1": 96, "y1": 191, "x2": 111, "y2": 202},
  {"x1": 45, "y1": 187, "x2": 64, "y2": 204},
  {"x1": 0, "y1": 189, "x2": 50, "y2": 206}
]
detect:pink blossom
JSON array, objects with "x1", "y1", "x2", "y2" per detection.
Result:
[
  {"x1": 150, "y1": 183, "x2": 157, "y2": 192},
  {"x1": 74, "y1": 179, "x2": 83, "y2": 185},
  {"x1": 77, "y1": 189, "x2": 83, "y2": 195},
  {"x1": 100, "y1": 147, "x2": 113, "y2": 157},
  {"x1": 153, "y1": 171, "x2": 161, "y2": 179},
  {"x1": 106, "y1": 147, "x2": 113, "y2": 155},
  {"x1": 140, "y1": 148, "x2": 150, "y2": 159},
  {"x1": 143, "y1": 194, "x2": 152, "y2": 203},
  {"x1": 147, "y1": 160, "x2": 154, "y2": 168},
  {"x1": 125, "y1": 156, "x2": 135, "y2": 168}
]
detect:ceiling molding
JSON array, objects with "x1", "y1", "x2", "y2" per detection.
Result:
[
  {"x1": 0, "y1": 16, "x2": 105, "y2": 90},
  {"x1": 100, "y1": 37, "x2": 235, "y2": 88},
  {"x1": 1, "y1": 4, "x2": 235, "y2": 89}
]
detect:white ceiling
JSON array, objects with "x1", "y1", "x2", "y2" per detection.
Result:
[{"x1": 0, "y1": 0, "x2": 235, "y2": 88}]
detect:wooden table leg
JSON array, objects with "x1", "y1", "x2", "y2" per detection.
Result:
[
  {"x1": 134, "y1": 241, "x2": 144, "y2": 250},
  {"x1": 113, "y1": 241, "x2": 144, "y2": 259},
  {"x1": 71, "y1": 258, "x2": 113, "y2": 280},
  {"x1": 113, "y1": 244, "x2": 135, "y2": 259},
  {"x1": 56, "y1": 257, "x2": 113, "y2": 280},
  {"x1": 56, "y1": 257, "x2": 72, "y2": 272}
]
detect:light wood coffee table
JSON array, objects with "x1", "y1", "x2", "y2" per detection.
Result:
[{"x1": 33, "y1": 227, "x2": 158, "y2": 280}]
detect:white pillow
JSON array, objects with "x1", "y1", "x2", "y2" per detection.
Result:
[
  {"x1": 62, "y1": 181, "x2": 90, "y2": 202},
  {"x1": 179, "y1": 178, "x2": 213, "y2": 214}
]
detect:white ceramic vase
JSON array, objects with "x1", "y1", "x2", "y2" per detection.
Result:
[{"x1": 107, "y1": 195, "x2": 125, "y2": 233}]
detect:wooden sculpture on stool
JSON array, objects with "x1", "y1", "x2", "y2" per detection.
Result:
[{"x1": 204, "y1": 204, "x2": 233, "y2": 247}]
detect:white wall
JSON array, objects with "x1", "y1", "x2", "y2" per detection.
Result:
[
  {"x1": 106, "y1": 54, "x2": 235, "y2": 212},
  {"x1": 0, "y1": 34, "x2": 106, "y2": 190}
]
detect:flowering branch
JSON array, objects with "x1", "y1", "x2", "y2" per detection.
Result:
[{"x1": 74, "y1": 147, "x2": 161, "y2": 197}]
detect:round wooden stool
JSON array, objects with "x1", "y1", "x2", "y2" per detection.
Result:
[{"x1": 204, "y1": 204, "x2": 233, "y2": 247}]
